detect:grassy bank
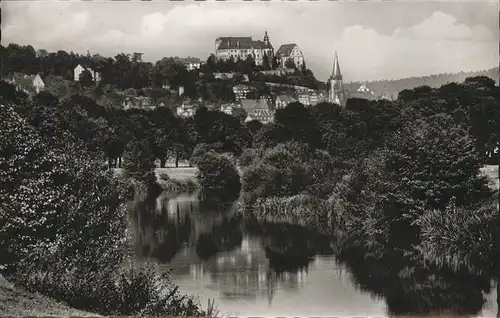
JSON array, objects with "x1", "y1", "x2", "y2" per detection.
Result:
[{"x1": 0, "y1": 275, "x2": 98, "y2": 317}]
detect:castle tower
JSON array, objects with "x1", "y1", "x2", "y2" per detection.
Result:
[
  {"x1": 264, "y1": 30, "x2": 269, "y2": 45},
  {"x1": 328, "y1": 51, "x2": 346, "y2": 106}
]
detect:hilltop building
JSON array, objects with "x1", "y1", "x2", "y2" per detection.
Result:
[
  {"x1": 275, "y1": 43, "x2": 305, "y2": 69},
  {"x1": 215, "y1": 31, "x2": 274, "y2": 66},
  {"x1": 328, "y1": 51, "x2": 347, "y2": 107},
  {"x1": 74, "y1": 64, "x2": 101, "y2": 83},
  {"x1": 7, "y1": 73, "x2": 45, "y2": 95}
]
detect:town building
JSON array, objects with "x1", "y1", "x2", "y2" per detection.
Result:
[
  {"x1": 260, "y1": 68, "x2": 295, "y2": 76},
  {"x1": 241, "y1": 99, "x2": 274, "y2": 124},
  {"x1": 296, "y1": 89, "x2": 325, "y2": 106},
  {"x1": 7, "y1": 73, "x2": 45, "y2": 95},
  {"x1": 275, "y1": 44, "x2": 305, "y2": 69},
  {"x1": 122, "y1": 96, "x2": 156, "y2": 111},
  {"x1": 275, "y1": 95, "x2": 297, "y2": 109},
  {"x1": 215, "y1": 31, "x2": 274, "y2": 66},
  {"x1": 214, "y1": 72, "x2": 235, "y2": 80},
  {"x1": 327, "y1": 51, "x2": 347, "y2": 107},
  {"x1": 74, "y1": 64, "x2": 101, "y2": 83},
  {"x1": 347, "y1": 84, "x2": 377, "y2": 101},
  {"x1": 220, "y1": 103, "x2": 239, "y2": 115},
  {"x1": 233, "y1": 84, "x2": 255, "y2": 101},
  {"x1": 179, "y1": 57, "x2": 202, "y2": 71},
  {"x1": 176, "y1": 100, "x2": 198, "y2": 118}
]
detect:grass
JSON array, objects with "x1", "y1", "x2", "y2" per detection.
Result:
[{"x1": 0, "y1": 275, "x2": 99, "y2": 317}]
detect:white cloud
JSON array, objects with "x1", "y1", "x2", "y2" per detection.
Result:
[
  {"x1": 2, "y1": 2, "x2": 497, "y2": 82},
  {"x1": 331, "y1": 16, "x2": 497, "y2": 82},
  {"x1": 392, "y1": 11, "x2": 495, "y2": 42}
]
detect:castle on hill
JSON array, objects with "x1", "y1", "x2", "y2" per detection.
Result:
[{"x1": 215, "y1": 31, "x2": 305, "y2": 68}]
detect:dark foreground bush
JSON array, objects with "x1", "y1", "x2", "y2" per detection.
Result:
[
  {"x1": 0, "y1": 105, "x2": 210, "y2": 316},
  {"x1": 20, "y1": 263, "x2": 215, "y2": 316}
]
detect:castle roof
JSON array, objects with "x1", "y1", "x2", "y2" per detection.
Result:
[
  {"x1": 276, "y1": 43, "x2": 298, "y2": 57},
  {"x1": 216, "y1": 37, "x2": 273, "y2": 50}
]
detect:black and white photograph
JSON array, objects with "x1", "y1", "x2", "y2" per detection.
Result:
[{"x1": 1, "y1": 0, "x2": 499, "y2": 317}]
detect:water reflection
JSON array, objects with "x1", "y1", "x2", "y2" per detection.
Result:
[{"x1": 128, "y1": 191, "x2": 497, "y2": 317}]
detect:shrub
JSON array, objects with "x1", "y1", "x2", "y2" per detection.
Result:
[
  {"x1": 190, "y1": 143, "x2": 214, "y2": 166},
  {"x1": 158, "y1": 172, "x2": 170, "y2": 182},
  {"x1": 197, "y1": 151, "x2": 241, "y2": 203},
  {"x1": 239, "y1": 148, "x2": 260, "y2": 168},
  {"x1": 417, "y1": 197, "x2": 500, "y2": 275}
]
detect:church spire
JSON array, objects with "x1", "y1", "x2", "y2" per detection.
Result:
[
  {"x1": 264, "y1": 30, "x2": 269, "y2": 44},
  {"x1": 331, "y1": 51, "x2": 342, "y2": 80}
]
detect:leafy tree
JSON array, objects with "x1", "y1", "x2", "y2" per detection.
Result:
[
  {"x1": 197, "y1": 151, "x2": 241, "y2": 203},
  {"x1": 285, "y1": 58, "x2": 296, "y2": 70},
  {"x1": 123, "y1": 140, "x2": 156, "y2": 182},
  {"x1": 274, "y1": 102, "x2": 322, "y2": 149},
  {"x1": 79, "y1": 69, "x2": 94, "y2": 87},
  {"x1": 340, "y1": 113, "x2": 493, "y2": 248},
  {"x1": 262, "y1": 52, "x2": 271, "y2": 71}
]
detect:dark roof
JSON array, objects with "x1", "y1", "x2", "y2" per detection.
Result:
[
  {"x1": 276, "y1": 44, "x2": 298, "y2": 57},
  {"x1": 217, "y1": 37, "x2": 272, "y2": 50},
  {"x1": 247, "y1": 109, "x2": 274, "y2": 121}
]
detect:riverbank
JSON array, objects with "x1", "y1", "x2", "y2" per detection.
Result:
[{"x1": 0, "y1": 275, "x2": 98, "y2": 317}]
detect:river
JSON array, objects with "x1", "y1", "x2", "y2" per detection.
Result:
[{"x1": 128, "y1": 191, "x2": 498, "y2": 317}]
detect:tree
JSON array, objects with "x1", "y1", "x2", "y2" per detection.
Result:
[
  {"x1": 79, "y1": 69, "x2": 94, "y2": 87},
  {"x1": 274, "y1": 102, "x2": 322, "y2": 149},
  {"x1": 197, "y1": 151, "x2": 241, "y2": 203},
  {"x1": 285, "y1": 58, "x2": 296, "y2": 70},
  {"x1": 340, "y1": 113, "x2": 493, "y2": 249},
  {"x1": 262, "y1": 52, "x2": 271, "y2": 71},
  {"x1": 123, "y1": 140, "x2": 156, "y2": 182}
]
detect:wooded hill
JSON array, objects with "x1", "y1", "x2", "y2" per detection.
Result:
[{"x1": 344, "y1": 67, "x2": 499, "y2": 100}]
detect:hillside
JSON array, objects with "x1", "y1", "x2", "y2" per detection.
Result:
[{"x1": 345, "y1": 67, "x2": 499, "y2": 100}]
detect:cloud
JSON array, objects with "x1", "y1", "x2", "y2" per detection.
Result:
[
  {"x1": 330, "y1": 13, "x2": 497, "y2": 82},
  {"x1": 2, "y1": 2, "x2": 498, "y2": 82},
  {"x1": 392, "y1": 11, "x2": 495, "y2": 42}
]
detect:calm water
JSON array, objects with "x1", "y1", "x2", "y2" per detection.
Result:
[{"x1": 128, "y1": 191, "x2": 498, "y2": 317}]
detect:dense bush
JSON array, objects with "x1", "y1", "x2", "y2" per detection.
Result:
[
  {"x1": 197, "y1": 151, "x2": 241, "y2": 203},
  {"x1": 242, "y1": 142, "x2": 322, "y2": 202},
  {"x1": 239, "y1": 148, "x2": 261, "y2": 168},
  {"x1": 0, "y1": 105, "x2": 208, "y2": 316},
  {"x1": 417, "y1": 198, "x2": 500, "y2": 275},
  {"x1": 335, "y1": 113, "x2": 494, "y2": 247}
]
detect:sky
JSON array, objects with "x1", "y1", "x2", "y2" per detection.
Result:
[{"x1": 2, "y1": 0, "x2": 499, "y2": 82}]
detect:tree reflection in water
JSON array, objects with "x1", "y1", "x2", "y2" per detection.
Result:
[
  {"x1": 334, "y1": 234, "x2": 493, "y2": 317},
  {"x1": 128, "y1": 190, "x2": 496, "y2": 316}
]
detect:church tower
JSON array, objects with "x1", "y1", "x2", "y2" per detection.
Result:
[
  {"x1": 263, "y1": 30, "x2": 270, "y2": 46},
  {"x1": 328, "y1": 51, "x2": 346, "y2": 107}
]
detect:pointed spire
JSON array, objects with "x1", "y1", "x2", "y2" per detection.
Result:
[{"x1": 331, "y1": 50, "x2": 342, "y2": 80}]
